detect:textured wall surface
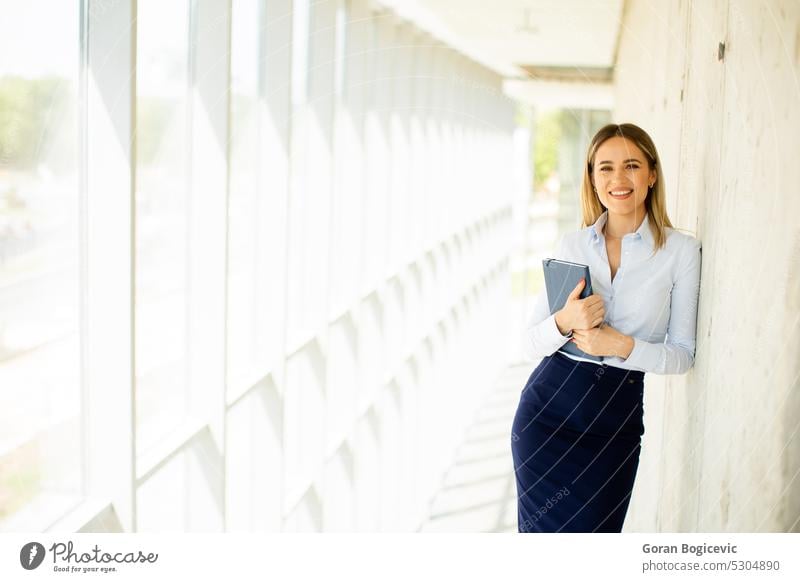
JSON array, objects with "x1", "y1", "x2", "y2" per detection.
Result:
[{"x1": 614, "y1": 0, "x2": 800, "y2": 532}]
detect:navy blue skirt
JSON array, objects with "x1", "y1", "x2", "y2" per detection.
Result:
[{"x1": 510, "y1": 351, "x2": 645, "y2": 532}]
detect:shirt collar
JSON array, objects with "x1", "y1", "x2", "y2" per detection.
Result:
[{"x1": 589, "y1": 210, "x2": 654, "y2": 248}]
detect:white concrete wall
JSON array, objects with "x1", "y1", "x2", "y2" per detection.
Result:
[{"x1": 614, "y1": 0, "x2": 800, "y2": 532}]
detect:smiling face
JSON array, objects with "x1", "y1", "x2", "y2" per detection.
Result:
[{"x1": 591, "y1": 136, "x2": 657, "y2": 219}]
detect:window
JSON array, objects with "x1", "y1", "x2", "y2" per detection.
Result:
[
  {"x1": 0, "y1": 0, "x2": 517, "y2": 534},
  {"x1": 0, "y1": 0, "x2": 82, "y2": 527}
]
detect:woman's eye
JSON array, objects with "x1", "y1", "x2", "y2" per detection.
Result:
[{"x1": 598, "y1": 166, "x2": 637, "y2": 172}]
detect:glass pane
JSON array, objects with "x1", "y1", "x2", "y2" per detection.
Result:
[
  {"x1": 135, "y1": 451, "x2": 185, "y2": 531},
  {"x1": 0, "y1": 0, "x2": 82, "y2": 526},
  {"x1": 227, "y1": 0, "x2": 260, "y2": 388},
  {"x1": 226, "y1": 383, "x2": 282, "y2": 531},
  {"x1": 137, "y1": 445, "x2": 223, "y2": 532},
  {"x1": 135, "y1": 0, "x2": 191, "y2": 453}
]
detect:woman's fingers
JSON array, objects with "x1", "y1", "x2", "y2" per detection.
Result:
[
  {"x1": 576, "y1": 308, "x2": 604, "y2": 329},
  {"x1": 571, "y1": 336, "x2": 591, "y2": 354},
  {"x1": 572, "y1": 327, "x2": 597, "y2": 340},
  {"x1": 582, "y1": 301, "x2": 604, "y2": 318},
  {"x1": 583, "y1": 294, "x2": 603, "y2": 308}
]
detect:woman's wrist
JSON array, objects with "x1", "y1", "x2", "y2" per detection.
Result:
[
  {"x1": 617, "y1": 334, "x2": 635, "y2": 359},
  {"x1": 554, "y1": 310, "x2": 572, "y2": 337}
]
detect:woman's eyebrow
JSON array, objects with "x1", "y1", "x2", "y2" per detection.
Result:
[{"x1": 597, "y1": 158, "x2": 642, "y2": 165}]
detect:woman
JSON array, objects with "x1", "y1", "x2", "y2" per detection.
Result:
[{"x1": 511, "y1": 123, "x2": 702, "y2": 533}]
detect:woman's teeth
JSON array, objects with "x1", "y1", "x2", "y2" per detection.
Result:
[{"x1": 610, "y1": 190, "x2": 633, "y2": 198}]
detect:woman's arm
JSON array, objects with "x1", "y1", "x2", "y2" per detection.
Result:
[
  {"x1": 620, "y1": 237, "x2": 702, "y2": 374},
  {"x1": 522, "y1": 286, "x2": 574, "y2": 361},
  {"x1": 521, "y1": 236, "x2": 574, "y2": 360}
]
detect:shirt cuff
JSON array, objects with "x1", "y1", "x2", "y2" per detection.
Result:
[
  {"x1": 524, "y1": 313, "x2": 574, "y2": 359},
  {"x1": 622, "y1": 337, "x2": 658, "y2": 371},
  {"x1": 545, "y1": 313, "x2": 573, "y2": 345}
]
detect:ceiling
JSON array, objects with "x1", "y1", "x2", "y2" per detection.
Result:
[{"x1": 376, "y1": 0, "x2": 626, "y2": 107}]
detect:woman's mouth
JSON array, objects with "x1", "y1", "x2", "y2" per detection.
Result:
[{"x1": 609, "y1": 189, "x2": 633, "y2": 200}]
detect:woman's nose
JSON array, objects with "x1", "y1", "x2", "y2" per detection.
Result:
[{"x1": 612, "y1": 166, "x2": 630, "y2": 181}]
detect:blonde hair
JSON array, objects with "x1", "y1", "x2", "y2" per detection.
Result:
[{"x1": 580, "y1": 123, "x2": 672, "y2": 251}]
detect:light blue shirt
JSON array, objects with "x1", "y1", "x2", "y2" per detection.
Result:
[{"x1": 524, "y1": 210, "x2": 702, "y2": 374}]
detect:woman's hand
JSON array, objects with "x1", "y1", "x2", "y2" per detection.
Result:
[
  {"x1": 554, "y1": 278, "x2": 605, "y2": 335},
  {"x1": 571, "y1": 323, "x2": 635, "y2": 358}
]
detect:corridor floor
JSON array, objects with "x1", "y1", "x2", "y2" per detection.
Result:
[{"x1": 419, "y1": 363, "x2": 533, "y2": 533}]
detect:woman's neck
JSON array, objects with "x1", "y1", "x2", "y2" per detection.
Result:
[{"x1": 604, "y1": 210, "x2": 647, "y2": 239}]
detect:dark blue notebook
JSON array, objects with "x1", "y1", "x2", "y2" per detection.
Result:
[{"x1": 542, "y1": 258, "x2": 603, "y2": 362}]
